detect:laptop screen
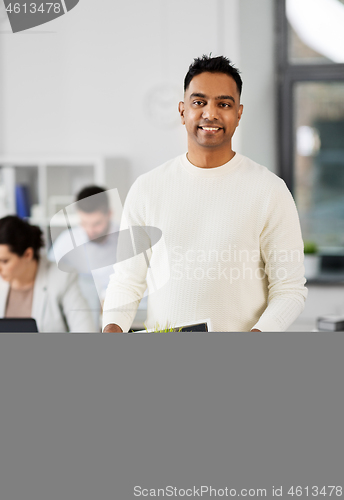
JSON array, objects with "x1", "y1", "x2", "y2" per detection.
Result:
[{"x1": 0, "y1": 318, "x2": 39, "y2": 333}]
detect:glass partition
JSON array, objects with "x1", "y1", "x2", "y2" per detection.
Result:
[{"x1": 294, "y1": 82, "x2": 344, "y2": 252}]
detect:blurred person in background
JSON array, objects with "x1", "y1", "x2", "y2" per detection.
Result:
[
  {"x1": 0, "y1": 215, "x2": 96, "y2": 332},
  {"x1": 49, "y1": 186, "x2": 119, "y2": 328}
]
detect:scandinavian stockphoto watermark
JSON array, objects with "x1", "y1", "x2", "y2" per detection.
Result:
[
  {"x1": 133, "y1": 485, "x2": 269, "y2": 497},
  {"x1": 171, "y1": 245, "x2": 303, "y2": 284},
  {"x1": 2, "y1": 0, "x2": 79, "y2": 33},
  {"x1": 49, "y1": 189, "x2": 303, "y2": 311},
  {"x1": 133, "y1": 485, "x2": 343, "y2": 497}
]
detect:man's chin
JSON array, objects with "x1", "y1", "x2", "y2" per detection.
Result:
[
  {"x1": 198, "y1": 140, "x2": 226, "y2": 149},
  {"x1": 88, "y1": 233, "x2": 109, "y2": 244},
  {"x1": 196, "y1": 135, "x2": 227, "y2": 146}
]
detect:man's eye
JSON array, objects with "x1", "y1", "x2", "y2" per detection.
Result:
[
  {"x1": 220, "y1": 102, "x2": 231, "y2": 108},
  {"x1": 193, "y1": 100, "x2": 204, "y2": 106}
]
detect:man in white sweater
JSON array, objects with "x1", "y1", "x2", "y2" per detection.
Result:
[{"x1": 103, "y1": 55, "x2": 307, "y2": 332}]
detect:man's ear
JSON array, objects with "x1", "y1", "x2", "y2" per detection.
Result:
[
  {"x1": 237, "y1": 104, "x2": 243, "y2": 126},
  {"x1": 178, "y1": 101, "x2": 185, "y2": 125}
]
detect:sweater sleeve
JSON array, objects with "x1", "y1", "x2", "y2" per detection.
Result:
[
  {"x1": 102, "y1": 179, "x2": 149, "y2": 332},
  {"x1": 251, "y1": 179, "x2": 308, "y2": 332}
]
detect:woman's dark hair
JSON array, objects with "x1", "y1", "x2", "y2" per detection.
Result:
[
  {"x1": 0, "y1": 215, "x2": 44, "y2": 260},
  {"x1": 184, "y1": 55, "x2": 243, "y2": 96}
]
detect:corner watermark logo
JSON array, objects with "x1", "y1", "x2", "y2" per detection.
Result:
[{"x1": 2, "y1": 0, "x2": 79, "y2": 33}]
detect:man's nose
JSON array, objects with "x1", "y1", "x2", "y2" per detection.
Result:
[{"x1": 201, "y1": 103, "x2": 218, "y2": 120}]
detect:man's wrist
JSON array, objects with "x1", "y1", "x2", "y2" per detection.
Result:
[{"x1": 103, "y1": 323, "x2": 123, "y2": 333}]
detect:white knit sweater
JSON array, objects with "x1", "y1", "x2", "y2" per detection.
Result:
[{"x1": 103, "y1": 153, "x2": 307, "y2": 332}]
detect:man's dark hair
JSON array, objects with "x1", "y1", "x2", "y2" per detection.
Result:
[
  {"x1": 184, "y1": 55, "x2": 243, "y2": 96},
  {"x1": 76, "y1": 186, "x2": 110, "y2": 214}
]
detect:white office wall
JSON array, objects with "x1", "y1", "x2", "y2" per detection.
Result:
[
  {"x1": 0, "y1": 0, "x2": 243, "y2": 184},
  {"x1": 239, "y1": 0, "x2": 276, "y2": 172},
  {"x1": 0, "y1": 0, "x2": 276, "y2": 179}
]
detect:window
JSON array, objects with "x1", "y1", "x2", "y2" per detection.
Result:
[
  {"x1": 276, "y1": 0, "x2": 344, "y2": 272},
  {"x1": 287, "y1": 0, "x2": 344, "y2": 65}
]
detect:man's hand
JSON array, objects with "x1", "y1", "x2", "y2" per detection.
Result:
[{"x1": 103, "y1": 323, "x2": 123, "y2": 333}]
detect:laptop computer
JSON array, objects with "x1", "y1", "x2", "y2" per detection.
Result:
[{"x1": 0, "y1": 318, "x2": 39, "y2": 333}]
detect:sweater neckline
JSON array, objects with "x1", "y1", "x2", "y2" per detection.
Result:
[{"x1": 180, "y1": 151, "x2": 243, "y2": 177}]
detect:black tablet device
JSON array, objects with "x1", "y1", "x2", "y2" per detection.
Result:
[{"x1": 133, "y1": 319, "x2": 211, "y2": 333}]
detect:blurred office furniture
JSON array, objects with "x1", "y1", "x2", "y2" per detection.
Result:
[
  {"x1": 287, "y1": 282, "x2": 344, "y2": 331},
  {"x1": 0, "y1": 156, "x2": 131, "y2": 244},
  {"x1": 15, "y1": 184, "x2": 31, "y2": 218},
  {"x1": 316, "y1": 315, "x2": 344, "y2": 332}
]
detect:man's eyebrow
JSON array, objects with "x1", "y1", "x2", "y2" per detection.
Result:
[
  {"x1": 189, "y1": 93, "x2": 207, "y2": 100},
  {"x1": 189, "y1": 92, "x2": 235, "y2": 103},
  {"x1": 216, "y1": 95, "x2": 235, "y2": 103}
]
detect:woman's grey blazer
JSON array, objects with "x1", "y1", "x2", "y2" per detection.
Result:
[{"x1": 0, "y1": 256, "x2": 97, "y2": 332}]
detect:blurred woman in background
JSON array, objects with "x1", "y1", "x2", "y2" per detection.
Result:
[{"x1": 0, "y1": 215, "x2": 96, "y2": 332}]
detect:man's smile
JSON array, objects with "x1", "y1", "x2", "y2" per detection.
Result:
[{"x1": 198, "y1": 125, "x2": 223, "y2": 133}]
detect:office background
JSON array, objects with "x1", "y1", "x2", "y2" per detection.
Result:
[
  {"x1": 0, "y1": 0, "x2": 276, "y2": 176},
  {"x1": 0, "y1": 0, "x2": 343, "y2": 330}
]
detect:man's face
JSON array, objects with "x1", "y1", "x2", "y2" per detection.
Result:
[
  {"x1": 178, "y1": 72, "x2": 243, "y2": 153},
  {"x1": 78, "y1": 210, "x2": 111, "y2": 241}
]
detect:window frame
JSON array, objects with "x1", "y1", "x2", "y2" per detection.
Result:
[{"x1": 276, "y1": 0, "x2": 344, "y2": 194}]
